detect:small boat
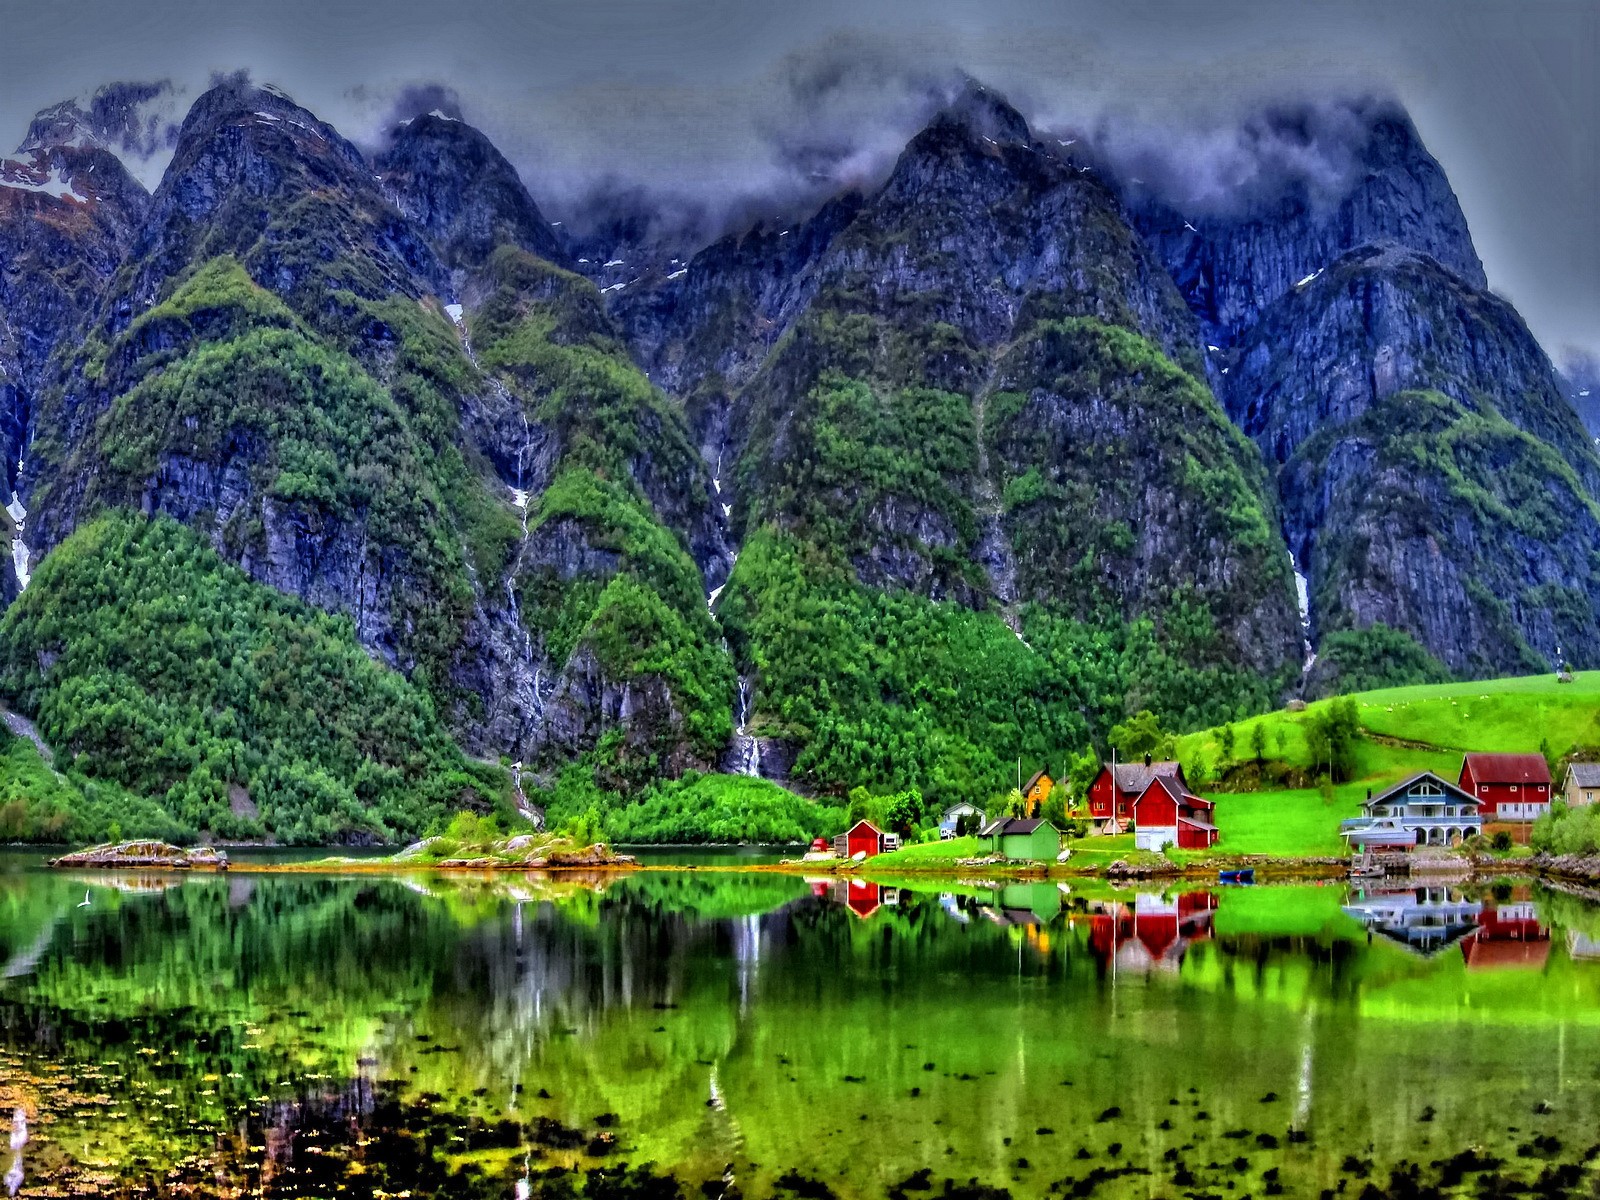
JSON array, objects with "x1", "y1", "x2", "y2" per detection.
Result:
[{"x1": 1218, "y1": 868, "x2": 1255, "y2": 885}]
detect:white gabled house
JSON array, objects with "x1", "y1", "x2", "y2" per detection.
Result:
[{"x1": 1339, "y1": 771, "x2": 1483, "y2": 851}]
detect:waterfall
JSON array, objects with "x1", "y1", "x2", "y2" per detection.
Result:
[
  {"x1": 8, "y1": 488, "x2": 29, "y2": 590},
  {"x1": 733, "y1": 675, "x2": 761, "y2": 777},
  {"x1": 454, "y1": 299, "x2": 547, "y2": 736},
  {"x1": 972, "y1": 386, "x2": 1027, "y2": 645},
  {"x1": 703, "y1": 440, "x2": 759, "y2": 776},
  {"x1": 1289, "y1": 549, "x2": 1316, "y2": 674}
]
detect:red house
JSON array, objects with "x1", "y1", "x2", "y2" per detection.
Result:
[
  {"x1": 1131, "y1": 775, "x2": 1219, "y2": 850},
  {"x1": 1458, "y1": 753, "x2": 1552, "y2": 822},
  {"x1": 1086, "y1": 757, "x2": 1187, "y2": 832},
  {"x1": 836, "y1": 819, "x2": 890, "y2": 859}
]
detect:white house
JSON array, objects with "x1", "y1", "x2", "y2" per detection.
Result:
[
  {"x1": 939, "y1": 802, "x2": 986, "y2": 839},
  {"x1": 1339, "y1": 771, "x2": 1483, "y2": 850}
]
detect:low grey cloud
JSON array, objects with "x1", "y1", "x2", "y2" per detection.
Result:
[{"x1": 0, "y1": 0, "x2": 1592, "y2": 357}]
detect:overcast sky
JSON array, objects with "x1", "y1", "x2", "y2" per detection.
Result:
[{"x1": 1, "y1": 0, "x2": 1595, "y2": 361}]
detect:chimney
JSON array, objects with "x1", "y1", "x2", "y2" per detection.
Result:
[
  {"x1": 1367, "y1": 788, "x2": 1373, "y2": 799},
  {"x1": 1144, "y1": 752, "x2": 1152, "y2": 767}
]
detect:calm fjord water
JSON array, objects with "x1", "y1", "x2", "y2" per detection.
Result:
[{"x1": 2, "y1": 853, "x2": 1599, "y2": 1198}]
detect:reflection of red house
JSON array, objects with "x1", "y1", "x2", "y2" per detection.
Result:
[
  {"x1": 1132, "y1": 776, "x2": 1219, "y2": 850},
  {"x1": 1461, "y1": 899, "x2": 1550, "y2": 970},
  {"x1": 1458, "y1": 754, "x2": 1552, "y2": 822},
  {"x1": 845, "y1": 879, "x2": 882, "y2": 920},
  {"x1": 1083, "y1": 891, "x2": 1216, "y2": 972},
  {"x1": 1086, "y1": 758, "x2": 1187, "y2": 831},
  {"x1": 837, "y1": 820, "x2": 889, "y2": 859}
]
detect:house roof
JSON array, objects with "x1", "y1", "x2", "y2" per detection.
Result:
[
  {"x1": 1112, "y1": 761, "x2": 1183, "y2": 795},
  {"x1": 1566, "y1": 763, "x2": 1600, "y2": 787},
  {"x1": 1024, "y1": 769, "x2": 1051, "y2": 793},
  {"x1": 942, "y1": 802, "x2": 984, "y2": 817},
  {"x1": 1463, "y1": 753, "x2": 1551, "y2": 785},
  {"x1": 1366, "y1": 770, "x2": 1479, "y2": 811},
  {"x1": 1178, "y1": 816, "x2": 1218, "y2": 832},
  {"x1": 980, "y1": 816, "x2": 1056, "y2": 837},
  {"x1": 845, "y1": 819, "x2": 882, "y2": 836}
]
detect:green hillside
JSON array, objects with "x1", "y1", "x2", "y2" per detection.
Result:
[{"x1": 1182, "y1": 670, "x2": 1596, "y2": 855}]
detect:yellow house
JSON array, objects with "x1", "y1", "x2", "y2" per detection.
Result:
[{"x1": 1023, "y1": 770, "x2": 1054, "y2": 815}]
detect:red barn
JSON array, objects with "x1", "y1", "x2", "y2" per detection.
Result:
[
  {"x1": 1086, "y1": 758, "x2": 1187, "y2": 832},
  {"x1": 1131, "y1": 775, "x2": 1219, "y2": 850},
  {"x1": 1458, "y1": 753, "x2": 1552, "y2": 821},
  {"x1": 837, "y1": 819, "x2": 888, "y2": 859}
]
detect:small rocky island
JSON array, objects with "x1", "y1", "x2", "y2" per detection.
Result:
[
  {"x1": 380, "y1": 832, "x2": 636, "y2": 870},
  {"x1": 49, "y1": 841, "x2": 230, "y2": 870}
]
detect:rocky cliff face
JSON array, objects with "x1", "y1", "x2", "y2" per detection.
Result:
[
  {"x1": 1123, "y1": 100, "x2": 1597, "y2": 684},
  {"x1": 0, "y1": 116, "x2": 151, "y2": 603},
  {"x1": 1131, "y1": 99, "x2": 1486, "y2": 349},
  {"x1": 377, "y1": 113, "x2": 570, "y2": 272}
]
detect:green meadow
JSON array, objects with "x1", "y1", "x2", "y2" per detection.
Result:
[{"x1": 1180, "y1": 670, "x2": 1600, "y2": 856}]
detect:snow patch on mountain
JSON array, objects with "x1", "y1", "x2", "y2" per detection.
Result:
[{"x1": 18, "y1": 81, "x2": 185, "y2": 190}]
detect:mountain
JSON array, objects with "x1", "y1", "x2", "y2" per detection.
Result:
[
  {"x1": 3, "y1": 78, "x2": 727, "y2": 838},
  {"x1": 610, "y1": 83, "x2": 1302, "y2": 794},
  {"x1": 0, "y1": 108, "x2": 152, "y2": 604},
  {"x1": 1125, "y1": 100, "x2": 1600, "y2": 684},
  {"x1": 0, "y1": 74, "x2": 1592, "y2": 840}
]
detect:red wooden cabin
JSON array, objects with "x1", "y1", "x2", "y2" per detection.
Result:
[
  {"x1": 1131, "y1": 775, "x2": 1219, "y2": 849},
  {"x1": 1458, "y1": 754, "x2": 1552, "y2": 821},
  {"x1": 1086, "y1": 757, "x2": 1187, "y2": 830},
  {"x1": 837, "y1": 819, "x2": 888, "y2": 859}
]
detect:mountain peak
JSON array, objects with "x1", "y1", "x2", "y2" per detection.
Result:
[
  {"x1": 929, "y1": 78, "x2": 1033, "y2": 146},
  {"x1": 378, "y1": 111, "x2": 569, "y2": 270},
  {"x1": 18, "y1": 81, "x2": 182, "y2": 188}
]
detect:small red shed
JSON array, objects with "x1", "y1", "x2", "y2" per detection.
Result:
[
  {"x1": 838, "y1": 819, "x2": 887, "y2": 859},
  {"x1": 1458, "y1": 753, "x2": 1552, "y2": 821}
]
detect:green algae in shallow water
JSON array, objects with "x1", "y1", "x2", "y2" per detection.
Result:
[{"x1": 2, "y1": 854, "x2": 1600, "y2": 1198}]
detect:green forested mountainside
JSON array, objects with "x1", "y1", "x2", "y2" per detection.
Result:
[
  {"x1": 710, "y1": 290, "x2": 1297, "y2": 804},
  {"x1": 0, "y1": 513, "x2": 502, "y2": 842},
  {"x1": 5, "y1": 76, "x2": 1598, "y2": 843},
  {"x1": 467, "y1": 246, "x2": 734, "y2": 777},
  {"x1": 31, "y1": 255, "x2": 490, "y2": 716}
]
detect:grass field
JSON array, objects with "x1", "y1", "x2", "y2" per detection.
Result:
[
  {"x1": 1175, "y1": 669, "x2": 1599, "y2": 856},
  {"x1": 867, "y1": 835, "x2": 982, "y2": 867}
]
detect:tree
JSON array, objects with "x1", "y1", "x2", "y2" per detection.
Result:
[
  {"x1": 1251, "y1": 723, "x2": 1267, "y2": 763},
  {"x1": 883, "y1": 789, "x2": 922, "y2": 836},
  {"x1": 1042, "y1": 782, "x2": 1070, "y2": 828},
  {"x1": 1002, "y1": 787, "x2": 1028, "y2": 817},
  {"x1": 1218, "y1": 724, "x2": 1236, "y2": 764},
  {"x1": 1303, "y1": 698, "x2": 1362, "y2": 782},
  {"x1": 1064, "y1": 748, "x2": 1101, "y2": 808},
  {"x1": 1108, "y1": 710, "x2": 1174, "y2": 761}
]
